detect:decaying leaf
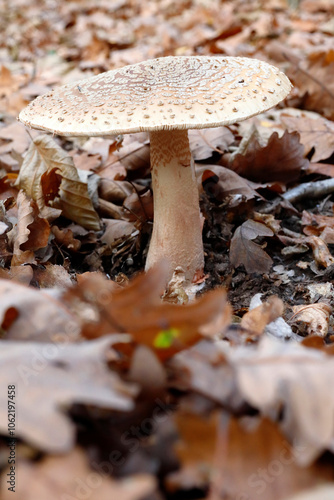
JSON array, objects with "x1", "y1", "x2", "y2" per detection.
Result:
[
  {"x1": 0, "y1": 336, "x2": 136, "y2": 452},
  {"x1": 230, "y1": 220, "x2": 274, "y2": 274},
  {"x1": 290, "y1": 303, "x2": 331, "y2": 338},
  {"x1": 16, "y1": 135, "x2": 101, "y2": 230},
  {"x1": 241, "y1": 295, "x2": 284, "y2": 335},
  {"x1": 9, "y1": 190, "x2": 50, "y2": 266},
  {"x1": 302, "y1": 210, "x2": 334, "y2": 244},
  {"x1": 279, "y1": 233, "x2": 334, "y2": 268},
  {"x1": 51, "y1": 225, "x2": 82, "y2": 251},
  {"x1": 305, "y1": 236, "x2": 334, "y2": 268}
]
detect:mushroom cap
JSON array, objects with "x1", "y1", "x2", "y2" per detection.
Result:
[{"x1": 19, "y1": 56, "x2": 292, "y2": 136}]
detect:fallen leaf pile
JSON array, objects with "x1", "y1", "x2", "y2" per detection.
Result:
[{"x1": 1, "y1": 0, "x2": 334, "y2": 498}]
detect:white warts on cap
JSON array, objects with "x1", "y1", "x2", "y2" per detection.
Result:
[{"x1": 19, "y1": 56, "x2": 292, "y2": 137}]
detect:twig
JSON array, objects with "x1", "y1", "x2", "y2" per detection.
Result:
[
  {"x1": 259, "y1": 178, "x2": 334, "y2": 213},
  {"x1": 283, "y1": 178, "x2": 334, "y2": 203}
]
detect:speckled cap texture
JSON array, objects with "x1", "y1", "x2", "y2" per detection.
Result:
[{"x1": 19, "y1": 56, "x2": 292, "y2": 136}]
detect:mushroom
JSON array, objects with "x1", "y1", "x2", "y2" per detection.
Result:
[{"x1": 19, "y1": 56, "x2": 292, "y2": 284}]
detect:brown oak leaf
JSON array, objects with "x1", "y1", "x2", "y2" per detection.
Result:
[
  {"x1": 230, "y1": 220, "x2": 274, "y2": 273},
  {"x1": 230, "y1": 130, "x2": 307, "y2": 183}
]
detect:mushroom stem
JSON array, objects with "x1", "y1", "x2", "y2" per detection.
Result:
[{"x1": 146, "y1": 129, "x2": 204, "y2": 284}]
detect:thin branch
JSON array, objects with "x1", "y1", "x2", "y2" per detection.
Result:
[{"x1": 259, "y1": 178, "x2": 334, "y2": 213}]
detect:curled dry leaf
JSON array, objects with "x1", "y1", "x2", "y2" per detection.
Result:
[
  {"x1": 241, "y1": 295, "x2": 284, "y2": 336},
  {"x1": 253, "y1": 212, "x2": 281, "y2": 234},
  {"x1": 230, "y1": 130, "x2": 307, "y2": 183},
  {"x1": 230, "y1": 220, "x2": 274, "y2": 274},
  {"x1": 279, "y1": 233, "x2": 334, "y2": 268},
  {"x1": 16, "y1": 135, "x2": 101, "y2": 230},
  {"x1": 302, "y1": 210, "x2": 334, "y2": 244},
  {"x1": 9, "y1": 190, "x2": 50, "y2": 266},
  {"x1": 306, "y1": 235, "x2": 334, "y2": 268},
  {"x1": 0, "y1": 336, "x2": 136, "y2": 452},
  {"x1": 290, "y1": 303, "x2": 331, "y2": 338},
  {"x1": 1, "y1": 447, "x2": 156, "y2": 500},
  {"x1": 51, "y1": 225, "x2": 82, "y2": 251}
]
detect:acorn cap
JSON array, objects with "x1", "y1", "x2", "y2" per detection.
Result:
[{"x1": 19, "y1": 56, "x2": 292, "y2": 136}]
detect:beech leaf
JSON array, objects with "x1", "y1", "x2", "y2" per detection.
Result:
[
  {"x1": 10, "y1": 190, "x2": 50, "y2": 266},
  {"x1": 16, "y1": 135, "x2": 101, "y2": 230}
]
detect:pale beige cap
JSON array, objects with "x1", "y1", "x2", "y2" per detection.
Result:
[{"x1": 19, "y1": 56, "x2": 292, "y2": 136}]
